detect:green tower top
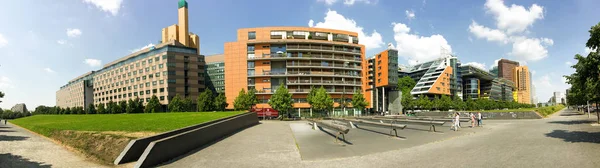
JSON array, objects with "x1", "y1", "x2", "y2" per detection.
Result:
[{"x1": 178, "y1": 0, "x2": 188, "y2": 8}]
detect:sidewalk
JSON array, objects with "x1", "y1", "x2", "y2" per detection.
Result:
[{"x1": 0, "y1": 122, "x2": 106, "y2": 168}]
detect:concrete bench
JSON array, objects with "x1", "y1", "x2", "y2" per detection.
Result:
[
  {"x1": 359, "y1": 117, "x2": 445, "y2": 132},
  {"x1": 331, "y1": 118, "x2": 406, "y2": 137},
  {"x1": 307, "y1": 119, "x2": 350, "y2": 143}
]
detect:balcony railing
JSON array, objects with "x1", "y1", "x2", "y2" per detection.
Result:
[
  {"x1": 287, "y1": 45, "x2": 360, "y2": 54},
  {"x1": 288, "y1": 80, "x2": 360, "y2": 85},
  {"x1": 286, "y1": 62, "x2": 361, "y2": 69}
]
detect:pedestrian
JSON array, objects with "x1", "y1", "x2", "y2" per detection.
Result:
[
  {"x1": 477, "y1": 112, "x2": 483, "y2": 127},
  {"x1": 453, "y1": 112, "x2": 460, "y2": 131},
  {"x1": 470, "y1": 112, "x2": 475, "y2": 128}
]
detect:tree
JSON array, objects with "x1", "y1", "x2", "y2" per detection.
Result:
[
  {"x1": 432, "y1": 96, "x2": 441, "y2": 111},
  {"x1": 86, "y1": 104, "x2": 96, "y2": 114},
  {"x1": 398, "y1": 76, "x2": 417, "y2": 91},
  {"x1": 416, "y1": 95, "x2": 431, "y2": 110},
  {"x1": 400, "y1": 90, "x2": 414, "y2": 113},
  {"x1": 268, "y1": 84, "x2": 294, "y2": 119},
  {"x1": 197, "y1": 89, "x2": 214, "y2": 112},
  {"x1": 97, "y1": 103, "x2": 106, "y2": 114},
  {"x1": 65, "y1": 107, "x2": 72, "y2": 115},
  {"x1": 126, "y1": 99, "x2": 136, "y2": 113},
  {"x1": 118, "y1": 100, "x2": 127, "y2": 114},
  {"x1": 351, "y1": 90, "x2": 369, "y2": 112},
  {"x1": 134, "y1": 97, "x2": 145, "y2": 112},
  {"x1": 183, "y1": 98, "x2": 195, "y2": 112},
  {"x1": 107, "y1": 101, "x2": 118, "y2": 114},
  {"x1": 311, "y1": 86, "x2": 334, "y2": 115},
  {"x1": 213, "y1": 93, "x2": 228, "y2": 111},
  {"x1": 439, "y1": 95, "x2": 452, "y2": 111},
  {"x1": 247, "y1": 89, "x2": 259, "y2": 109},
  {"x1": 233, "y1": 89, "x2": 249, "y2": 111},
  {"x1": 452, "y1": 95, "x2": 465, "y2": 111},
  {"x1": 145, "y1": 95, "x2": 161, "y2": 113},
  {"x1": 0, "y1": 91, "x2": 4, "y2": 103},
  {"x1": 168, "y1": 94, "x2": 185, "y2": 112}
]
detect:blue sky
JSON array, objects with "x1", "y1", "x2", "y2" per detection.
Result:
[{"x1": 0, "y1": 0, "x2": 598, "y2": 109}]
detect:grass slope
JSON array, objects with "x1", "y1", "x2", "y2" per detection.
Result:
[
  {"x1": 12, "y1": 112, "x2": 243, "y2": 135},
  {"x1": 10, "y1": 111, "x2": 243, "y2": 164}
]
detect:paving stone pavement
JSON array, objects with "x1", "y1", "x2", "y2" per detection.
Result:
[{"x1": 0, "y1": 122, "x2": 106, "y2": 168}]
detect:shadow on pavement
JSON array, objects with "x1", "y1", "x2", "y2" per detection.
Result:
[
  {"x1": 356, "y1": 127, "x2": 406, "y2": 139},
  {"x1": 545, "y1": 130, "x2": 600, "y2": 144},
  {"x1": 0, "y1": 130, "x2": 16, "y2": 133},
  {"x1": 0, "y1": 135, "x2": 29, "y2": 141},
  {"x1": 318, "y1": 127, "x2": 353, "y2": 145},
  {"x1": 548, "y1": 120, "x2": 595, "y2": 125},
  {"x1": 0, "y1": 153, "x2": 52, "y2": 168},
  {"x1": 560, "y1": 111, "x2": 584, "y2": 116}
]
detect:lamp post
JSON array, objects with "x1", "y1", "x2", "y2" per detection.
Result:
[{"x1": 588, "y1": 100, "x2": 591, "y2": 118}]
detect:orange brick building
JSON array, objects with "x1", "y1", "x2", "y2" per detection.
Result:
[{"x1": 224, "y1": 27, "x2": 367, "y2": 116}]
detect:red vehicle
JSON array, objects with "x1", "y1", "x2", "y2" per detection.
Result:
[{"x1": 251, "y1": 108, "x2": 279, "y2": 119}]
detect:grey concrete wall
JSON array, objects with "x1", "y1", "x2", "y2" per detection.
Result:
[
  {"x1": 134, "y1": 112, "x2": 258, "y2": 168},
  {"x1": 415, "y1": 111, "x2": 542, "y2": 119},
  {"x1": 114, "y1": 112, "x2": 251, "y2": 165}
]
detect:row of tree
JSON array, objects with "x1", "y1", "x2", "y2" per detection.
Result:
[
  {"x1": 0, "y1": 109, "x2": 31, "y2": 119},
  {"x1": 565, "y1": 22, "x2": 600, "y2": 123},
  {"x1": 232, "y1": 84, "x2": 369, "y2": 118},
  {"x1": 398, "y1": 76, "x2": 534, "y2": 112},
  {"x1": 34, "y1": 91, "x2": 229, "y2": 115}
]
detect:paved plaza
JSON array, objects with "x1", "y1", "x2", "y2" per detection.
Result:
[{"x1": 1, "y1": 109, "x2": 599, "y2": 168}]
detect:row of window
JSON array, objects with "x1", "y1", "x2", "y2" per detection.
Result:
[{"x1": 96, "y1": 88, "x2": 167, "y2": 102}]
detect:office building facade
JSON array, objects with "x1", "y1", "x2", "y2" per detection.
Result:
[
  {"x1": 399, "y1": 56, "x2": 458, "y2": 98},
  {"x1": 498, "y1": 59, "x2": 519, "y2": 83},
  {"x1": 205, "y1": 54, "x2": 225, "y2": 93},
  {"x1": 56, "y1": 72, "x2": 95, "y2": 108},
  {"x1": 56, "y1": 0, "x2": 205, "y2": 109},
  {"x1": 224, "y1": 27, "x2": 366, "y2": 116}
]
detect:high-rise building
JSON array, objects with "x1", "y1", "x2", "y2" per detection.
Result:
[
  {"x1": 553, "y1": 91, "x2": 564, "y2": 104},
  {"x1": 498, "y1": 59, "x2": 519, "y2": 83},
  {"x1": 205, "y1": 54, "x2": 225, "y2": 93},
  {"x1": 366, "y1": 48, "x2": 400, "y2": 114},
  {"x1": 224, "y1": 27, "x2": 366, "y2": 116},
  {"x1": 56, "y1": 0, "x2": 205, "y2": 109},
  {"x1": 514, "y1": 66, "x2": 531, "y2": 104}
]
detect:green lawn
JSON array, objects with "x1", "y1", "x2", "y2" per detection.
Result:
[{"x1": 11, "y1": 112, "x2": 244, "y2": 136}]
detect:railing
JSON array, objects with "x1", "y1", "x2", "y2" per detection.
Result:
[
  {"x1": 286, "y1": 63, "x2": 361, "y2": 69},
  {"x1": 287, "y1": 80, "x2": 360, "y2": 85}
]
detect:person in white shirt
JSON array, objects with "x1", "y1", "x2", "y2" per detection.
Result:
[
  {"x1": 477, "y1": 112, "x2": 483, "y2": 127},
  {"x1": 454, "y1": 112, "x2": 460, "y2": 131}
]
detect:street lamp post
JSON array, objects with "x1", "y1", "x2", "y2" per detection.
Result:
[{"x1": 588, "y1": 101, "x2": 591, "y2": 118}]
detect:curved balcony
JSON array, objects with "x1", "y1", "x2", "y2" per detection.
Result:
[
  {"x1": 248, "y1": 53, "x2": 361, "y2": 63},
  {"x1": 286, "y1": 45, "x2": 361, "y2": 56},
  {"x1": 255, "y1": 88, "x2": 357, "y2": 94},
  {"x1": 248, "y1": 71, "x2": 361, "y2": 78},
  {"x1": 287, "y1": 79, "x2": 361, "y2": 86},
  {"x1": 286, "y1": 62, "x2": 361, "y2": 70}
]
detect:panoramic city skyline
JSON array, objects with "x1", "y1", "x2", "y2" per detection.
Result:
[{"x1": 1, "y1": 0, "x2": 599, "y2": 109}]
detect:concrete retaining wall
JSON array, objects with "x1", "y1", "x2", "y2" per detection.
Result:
[
  {"x1": 415, "y1": 111, "x2": 542, "y2": 119},
  {"x1": 114, "y1": 112, "x2": 253, "y2": 165},
  {"x1": 134, "y1": 112, "x2": 258, "y2": 168}
]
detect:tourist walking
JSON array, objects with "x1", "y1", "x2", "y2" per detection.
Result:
[
  {"x1": 470, "y1": 112, "x2": 475, "y2": 128},
  {"x1": 477, "y1": 112, "x2": 483, "y2": 127},
  {"x1": 452, "y1": 112, "x2": 460, "y2": 131}
]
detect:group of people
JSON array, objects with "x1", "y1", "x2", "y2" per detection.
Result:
[{"x1": 451, "y1": 112, "x2": 483, "y2": 131}]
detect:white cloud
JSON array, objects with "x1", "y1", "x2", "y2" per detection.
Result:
[
  {"x1": 317, "y1": 0, "x2": 338, "y2": 5},
  {"x1": 310, "y1": 10, "x2": 384, "y2": 50},
  {"x1": 308, "y1": 20, "x2": 314, "y2": 27},
  {"x1": 405, "y1": 10, "x2": 415, "y2": 20},
  {"x1": 534, "y1": 74, "x2": 570, "y2": 101},
  {"x1": 66, "y1": 28, "x2": 82, "y2": 38},
  {"x1": 57, "y1": 39, "x2": 66, "y2": 45},
  {"x1": 464, "y1": 62, "x2": 487, "y2": 70},
  {"x1": 509, "y1": 37, "x2": 552, "y2": 61},
  {"x1": 468, "y1": 21, "x2": 507, "y2": 44},
  {"x1": 392, "y1": 22, "x2": 452, "y2": 63},
  {"x1": 565, "y1": 61, "x2": 572, "y2": 66},
  {"x1": 130, "y1": 43, "x2": 155, "y2": 53},
  {"x1": 44, "y1": 68, "x2": 55, "y2": 73},
  {"x1": 484, "y1": 0, "x2": 544, "y2": 34},
  {"x1": 84, "y1": 59, "x2": 102, "y2": 67},
  {"x1": 541, "y1": 38, "x2": 553, "y2": 46},
  {"x1": 0, "y1": 76, "x2": 13, "y2": 89},
  {"x1": 0, "y1": 33, "x2": 8, "y2": 48},
  {"x1": 83, "y1": 0, "x2": 123, "y2": 16}
]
